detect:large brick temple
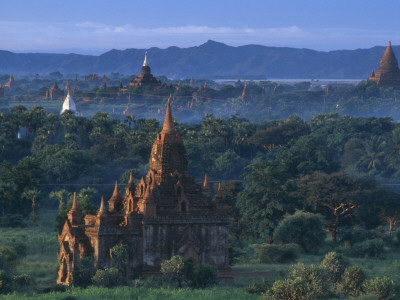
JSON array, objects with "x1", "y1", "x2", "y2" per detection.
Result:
[
  {"x1": 57, "y1": 100, "x2": 232, "y2": 285},
  {"x1": 368, "y1": 41, "x2": 400, "y2": 88}
]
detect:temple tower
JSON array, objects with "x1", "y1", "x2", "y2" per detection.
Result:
[{"x1": 369, "y1": 41, "x2": 400, "y2": 88}]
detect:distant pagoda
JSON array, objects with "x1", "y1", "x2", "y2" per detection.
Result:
[
  {"x1": 368, "y1": 41, "x2": 400, "y2": 88},
  {"x1": 129, "y1": 52, "x2": 161, "y2": 87},
  {"x1": 61, "y1": 91, "x2": 80, "y2": 116}
]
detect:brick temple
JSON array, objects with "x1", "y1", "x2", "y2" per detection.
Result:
[
  {"x1": 129, "y1": 52, "x2": 161, "y2": 87},
  {"x1": 57, "y1": 100, "x2": 232, "y2": 285},
  {"x1": 368, "y1": 41, "x2": 400, "y2": 88}
]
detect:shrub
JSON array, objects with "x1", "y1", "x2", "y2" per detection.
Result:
[
  {"x1": 110, "y1": 244, "x2": 129, "y2": 274},
  {"x1": 92, "y1": 267, "x2": 126, "y2": 288},
  {"x1": 193, "y1": 264, "x2": 218, "y2": 288},
  {"x1": 13, "y1": 273, "x2": 34, "y2": 286},
  {"x1": 245, "y1": 278, "x2": 270, "y2": 294},
  {"x1": 264, "y1": 277, "x2": 312, "y2": 300},
  {"x1": 160, "y1": 255, "x2": 186, "y2": 288},
  {"x1": 0, "y1": 246, "x2": 17, "y2": 267},
  {"x1": 72, "y1": 257, "x2": 95, "y2": 287},
  {"x1": 288, "y1": 263, "x2": 329, "y2": 298},
  {"x1": 273, "y1": 211, "x2": 325, "y2": 253},
  {"x1": 320, "y1": 252, "x2": 349, "y2": 283},
  {"x1": 348, "y1": 239, "x2": 385, "y2": 258},
  {"x1": 341, "y1": 266, "x2": 366, "y2": 296},
  {"x1": 252, "y1": 243, "x2": 298, "y2": 264},
  {"x1": 364, "y1": 276, "x2": 395, "y2": 299},
  {"x1": 11, "y1": 242, "x2": 27, "y2": 258},
  {"x1": 0, "y1": 270, "x2": 12, "y2": 294},
  {"x1": 0, "y1": 214, "x2": 25, "y2": 228}
]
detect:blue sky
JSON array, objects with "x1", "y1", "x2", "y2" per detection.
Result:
[{"x1": 2, "y1": 0, "x2": 400, "y2": 54}]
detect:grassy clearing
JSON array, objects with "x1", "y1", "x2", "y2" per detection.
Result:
[
  {"x1": 0, "y1": 210, "x2": 399, "y2": 299},
  {"x1": 2, "y1": 286, "x2": 258, "y2": 300}
]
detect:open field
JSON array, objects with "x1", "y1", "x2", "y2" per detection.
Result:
[{"x1": 0, "y1": 209, "x2": 399, "y2": 299}]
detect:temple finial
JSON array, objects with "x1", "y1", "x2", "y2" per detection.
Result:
[
  {"x1": 203, "y1": 173, "x2": 209, "y2": 188},
  {"x1": 71, "y1": 192, "x2": 78, "y2": 211},
  {"x1": 129, "y1": 172, "x2": 133, "y2": 184},
  {"x1": 162, "y1": 96, "x2": 176, "y2": 133},
  {"x1": 389, "y1": 41, "x2": 392, "y2": 47},
  {"x1": 98, "y1": 196, "x2": 106, "y2": 215},
  {"x1": 216, "y1": 183, "x2": 222, "y2": 198},
  {"x1": 112, "y1": 180, "x2": 120, "y2": 196},
  {"x1": 143, "y1": 51, "x2": 148, "y2": 67}
]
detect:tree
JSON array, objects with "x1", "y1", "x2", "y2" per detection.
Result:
[
  {"x1": 295, "y1": 172, "x2": 362, "y2": 242},
  {"x1": 237, "y1": 159, "x2": 297, "y2": 242},
  {"x1": 160, "y1": 255, "x2": 187, "y2": 288},
  {"x1": 110, "y1": 244, "x2": 129, "y2": 275},
  {"x1": 273, "y1": 211, "x2": 326, "y2": 253},
  {"x1": 21, "y1": 188, "x2": 41, "y2": 227}
]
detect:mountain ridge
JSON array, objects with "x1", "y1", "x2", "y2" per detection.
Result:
[{"x1": 0, "y1": 40, "x2": 398, "y2": 79}]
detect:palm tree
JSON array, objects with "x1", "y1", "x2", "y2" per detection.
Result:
[{"x1": 358, "y1": 136, "x2": 387, "y2": 173}]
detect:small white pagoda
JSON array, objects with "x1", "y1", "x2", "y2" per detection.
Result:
[{"x1": 60, "y1": 92, "x2": 80, "y2": 116}]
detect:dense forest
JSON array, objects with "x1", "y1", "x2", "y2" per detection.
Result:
[{"x1": 2, "y1": 79, "x2": 400, "y2": 298}]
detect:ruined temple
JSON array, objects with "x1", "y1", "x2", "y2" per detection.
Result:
[
  {"x1": 57, "y1": 100, "x2": 232, "y2": 285},
  {"x1": 49, "y1": 82, "x2": 64, "y2": 99},
  {"x1": 368, "y1": 41, "x2": 400, "y2": 88},
  {"x1": 129, "y1": 52, "x2": 161, "y2": 87},
  {"x1": 3, "y1": 74, "x2": 17, "y2": 89}
]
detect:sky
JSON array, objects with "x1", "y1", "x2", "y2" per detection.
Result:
[{"x1": 1, "y1": 0, "x2": 400, "y2": 54}]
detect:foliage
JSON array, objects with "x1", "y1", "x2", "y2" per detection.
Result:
[
  {"x1": 319, "y1": 251, "x2": 349, "y2": 283},
  {"x1": 263, "y1": 277, "x2": 313, "y2": 300},
  {"x1": 92, "y1": 267, "x2": 126, "y2": 288},
  {"x1": 192, "y1": 264, "x2": 218, "y2": 288},
  {"x1": 72, "y1": 257, "x2": 95, "y2": 287},
  {"x1": 252, "y1": 243, "x2": 298, "y2": 264},
  {"x1": 273, "y1": 211, "x2": 325, "y2": 253},
  {"x1": 364, "y1": 276, "x2": 396, "y2": 300},
  {"x1": 245, "y1": 278, "x2": 270, "y2": 294},
  {"x1": 160, "y1": 255, "x2": 187, "y2": 288},
  {"x1": 110, "y1": 244, "x2": 129, "y2": 274},
  {"x1": 348, "y1": 238, "x2": 385, "y2": 258},
  {"x1": 0, "y1": 270, "x2": 12, "y2": 294},
  {"x1": 341, "y1": 266, "x2": 366, "y2": 296},
  {"x1": 13, "y1": 274, "x2": 34, "y2": 286},
  {"x1": 288, "y1": 263, "x2": 329, "y2": 298}
]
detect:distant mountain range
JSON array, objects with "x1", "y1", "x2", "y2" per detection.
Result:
[{"x1": 0, "y1": 40, "x2": 398, "y2": 79}]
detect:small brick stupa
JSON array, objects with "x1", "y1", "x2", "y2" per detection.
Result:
[
  {"x1": 369, "y1": 41, "x2": 400, "y2": 88},
  {"x1": 129, "y1": 52, "x2": 161, "y2": 87},
  {"x1": 56, "y1": 100, "x2": 232, "y2": 285}
]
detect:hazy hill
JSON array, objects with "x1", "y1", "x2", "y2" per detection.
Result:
[{"x1": 0, "y1": 40, "x2": 398, "y2": 79}]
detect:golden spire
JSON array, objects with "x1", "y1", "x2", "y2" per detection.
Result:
[
  {"x1": 71, "y1": 192, "x2": 78, "y2": 212},
  {"x1": 216, "y1": 183, "x2": 222, "y2": 198},
  {"x1": 112, "y1": 180, "x2": 120, "y2": 197},
  {"x1": 129, "y1": 172, "x2": 133, "y2": 184},
  {"x1": 162, "y1": 96, "x2": 176, "y2": 133},
  {"x1": 203, "y1": 173, "x2": 209, "y2": 188},
  {"x1": 98, "y1": 196, "x2": 106, "y2": 215}
]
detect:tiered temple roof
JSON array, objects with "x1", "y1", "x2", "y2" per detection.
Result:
[
  {"x1": 368, "y1": 41, "x2": 400, "y2": 88},
  {"x1": 129, "y1": 52, "x2": 161, "y2": 87}
]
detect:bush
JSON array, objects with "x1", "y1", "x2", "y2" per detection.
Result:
[
  {"x1": 92, "y1": 267, "x2": 126, "y2": 288},
  {"x1": 193, "y1": 264, "x2": 218, "y2": 288},
  {"x1": 364, "y1": 276, "x2": 395, "y2": 299},
  {"x1": 341, "y1": 266, "x2": 366, "y2": 296},
  {"x1": 245, "y1": 278, "x2": 270, "y2": 294},
  {"x1": 0, "y1": 214, "x2": 25, "y2": 228},
  {"x1": 11, "y1": 242, "x2": 27, "y2": 258},
  {"x1": 0, "y1": 246, "x2": 17, "y2": 267},
  {"x1": 13, "y1": 273, "x2": 34, "y2": 286},
  {"x1": 288, "y1": 263, "x2": 329, "y2": 298},
  {"x1": 264, "y1": 277, "x2": 312, "y2": 300},
  {"x1": 320, "y1": 252, "x2": 349, "y2": 283},
  {"x1": 72, "y1": 257, "x2": 95, "y2": 287},
  {"x1": 0, "y1": 270, "x2": 12, "y2": 294},
  {"x1": 273, "y1": 211, "x2": 325, "y2": 253},
  {"x1": 161, "y1": 255, "x2": 187, "y2": 288},
  {"x1": 252, "y1": 243, "x2": 298, "y2": 264},
  {"x1": 348, "y1": 239, "x2": 385, "y2": 258}
]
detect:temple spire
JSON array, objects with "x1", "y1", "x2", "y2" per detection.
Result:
[
  {"x1": 143, "y1": 51, "x2": 148, "y2": 67},
  {"x1": 216, "y1": 183, "x2": 223, "y2": 199},
  {"x1": 98, "y1": 196, "x2": 106, "y2": 216},
  {"x1": 112, "y1": 180, "x2": 120, "y2": 197},
  {"x1": 162, "y1": 96, "x2": 176, "y2": 133},
  {"x1": 71, "y1": 192, "x2": 78, "y2": 212},
  {"x1": 129, "y1": 172, "x2": 133, "y2": 184},
  {"x1": 203, "y1": 173, "x2": 209, "y2": 188}
]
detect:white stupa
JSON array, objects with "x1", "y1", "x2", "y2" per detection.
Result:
[
  {"x1": 143, "y1": 51, "x2": 148, "y2": 67},
  {"x1": 61, "y1": 91, "x2": 80, "y2": 116}
]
